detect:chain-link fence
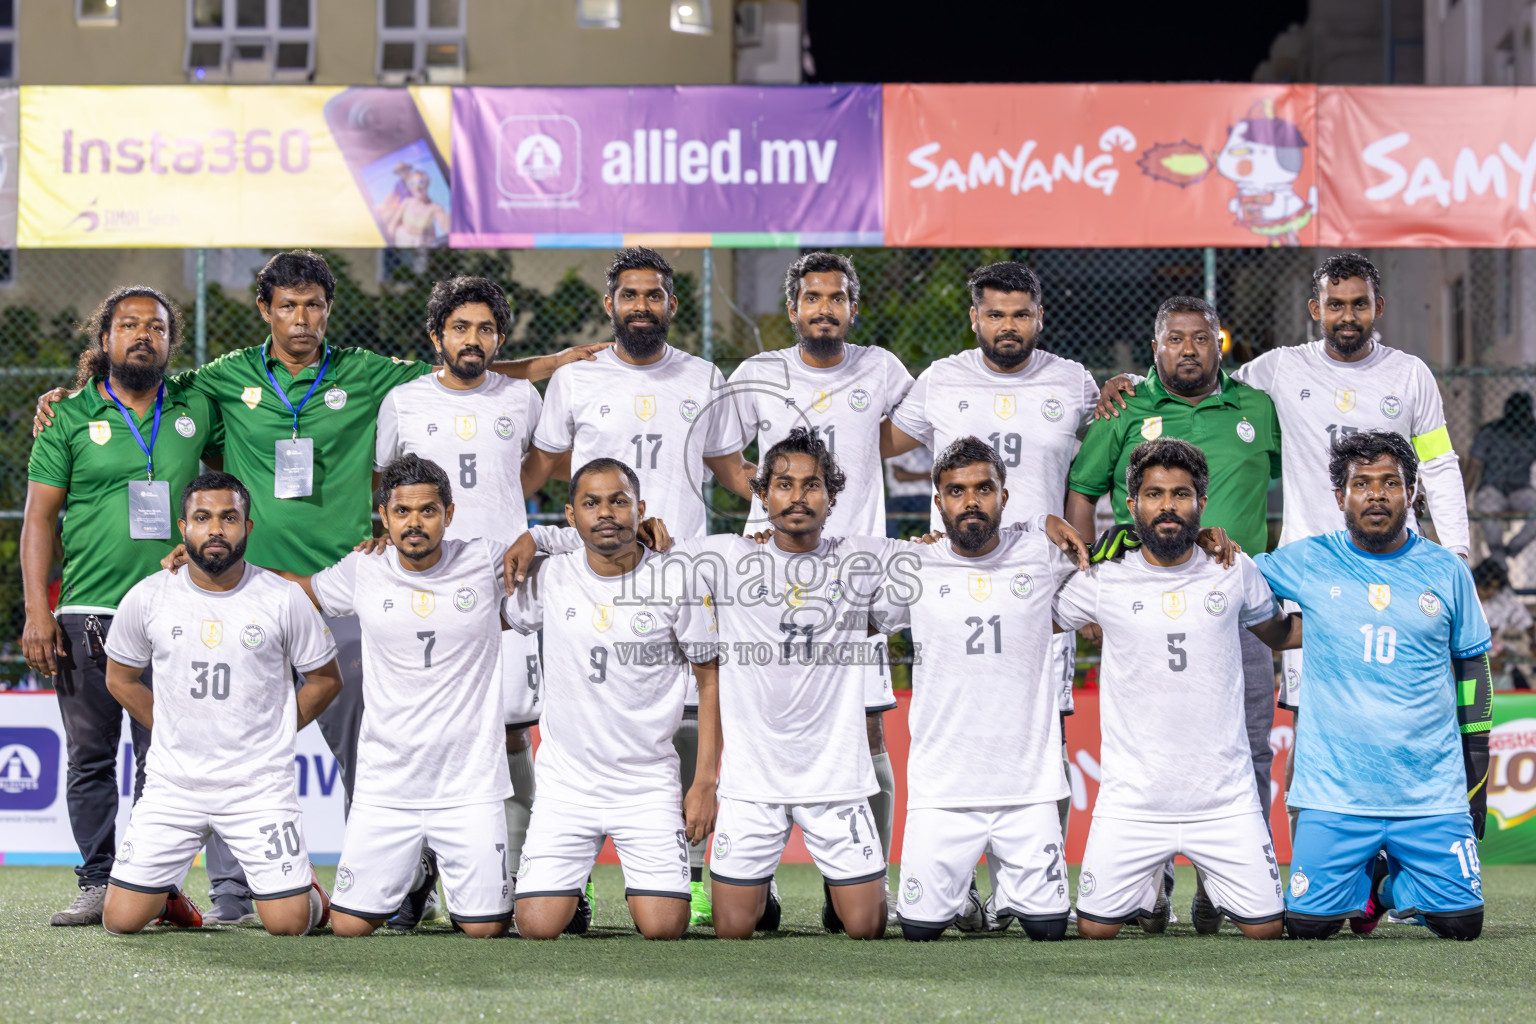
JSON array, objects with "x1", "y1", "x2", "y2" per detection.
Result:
[{"x1": 2, "y1": 244, "x2": 1531, "y2": 681}]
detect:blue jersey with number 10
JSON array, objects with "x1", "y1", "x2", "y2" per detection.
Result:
[{"x1": 1255, "y1": 530, "x2": 1490, "y2": 818}]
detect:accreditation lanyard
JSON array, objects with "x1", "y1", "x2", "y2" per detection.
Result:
[
  {"x1": 264, "y1": 343, "x2": 331, "y2": 499},
  {"x1": 103, "y1": 379, "x2": 171, "y2": 540}
]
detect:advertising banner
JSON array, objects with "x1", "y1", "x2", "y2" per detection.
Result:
[
  {"x1": 0, "y1": 87, "x2": 16, "y2": 249},
  {"x1": 450, "y1": 85, "x2": 883, "y2": 248},
  {"x1": 883, "y1": 83, "x2": 1319, "y2": 248},
  {"x1": 18, "y1": 85, "x2": 452, "y2": 248},
  {"x1": 1318, "y1": 86, "x2": 1536, "y2": 247},
  {"x1": 1483, "y1": 692, "x2": 1536, "y2": 864}
]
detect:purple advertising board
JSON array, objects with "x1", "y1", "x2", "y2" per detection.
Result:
[{"x1": 450, "y1": 85, "x2": 883, "y2": 247}]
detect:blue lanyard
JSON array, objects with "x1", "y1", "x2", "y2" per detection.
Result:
[
  {"x1": 263, "y1": 342, "x2": 331, "y2": 439},
  {"x1": 102, "y1": 379, "x2": 163, "y2": 481}
]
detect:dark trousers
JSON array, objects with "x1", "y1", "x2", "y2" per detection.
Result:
[
  {"x1": 55, "y1": 613, "x2": 150, "y2": 890},
  {"x1": 206, "y1": 611, "x2": 365, "y2": 899}
]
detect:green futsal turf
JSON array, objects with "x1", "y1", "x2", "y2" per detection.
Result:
[{"x1": 4, "y1": 863, "x2": 1535, "y2": 1023}]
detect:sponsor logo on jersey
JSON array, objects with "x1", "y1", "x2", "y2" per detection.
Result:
[
  {"x1": 994, "y1": 394, "x2": 1016, "y2": 420},
  {"x1": 1334, "y1": 388, "x2": 1356, "y2": 413},
  {"x1": 902, "y1": 876, "x2": 923, "y2": 905},
  {"x1": 1329, "y1": 586, "x2": 1341, "y2": 599},
  {"x1": 630, "y1": 610, "x2": 657, "y2": 636},
  {"x1": 1078, "y1": 871, "x2": 1096, "y2": 897},
  {"x1": 1140, "y1": 416, "x2": 1163, "y2": 440},
  {"x1": 1380, "y1": 394, "x2": 1403, "y2": 419},
  {"x1": 1288, "y1": 871, "x2": 1309, "y2": 898},
  {"x1": 1368, "y1": 583, "x2": 1391, "y2": 611},
  {"x1": 848, "y1": 387, "x2": 872, "y2": 412},
  {"x1": 713, "y1": 833, "x2": 731, "y2": 858},
  {"x1": 1131, "y1": 600, "x2": 1144, "y2": 614},
  {"x1": 679, "y1": 398, "x2": 700, "y2": 421},
  {"x1": 958, "y1": 400, "x2": 969, "y2": 411},
  {"x1": 635, "y1": 396, "x2": 656, "y2": 421},
  {"x1": 1419, "y1": 590, "x2": 1441, "y2": 617},
  {"x1": 412, "y1": 590, "x2": 435, "y2": 617},
  {"x1": 938, "y1": 585, "x2": 951, "y2": 598},
  {"x1": 116, "y1": 840, "x2": 133, "y2": 863},
  {"x1": 171, "y1": 627, "x2": 183, "y2": 638},
  {"x1": 495, "y1": 415, "x2": 515, "y2": 439},
  {"x1": 88, "y1": 420, "x2": 112, "y2": 445},
  {"x1": 427, "y1": 423, "x2": 439, "y2": 434},
  {"x1": 174, "y1": 415, "x2": 196, "y2": 438},
  {"x1": 968, "y1": 574, "x2": 991, "y2": 601},
  {"x1": 1162, "y1": 591, "x2": 1185, "y2": 618},
  {"x1": 1204, "y1": 591, "x2": 1227, "y2": 615},
  {"x1": 454, "y1": 586, "x2": 477, "y2": 612},
  {"x1": 810, "y1": 390, "x2": 832, "y2": 413},
  {"x1": 1300, "y1": 389, "x2": 1311, "y2": 399},
  {"x1": 324, "y1": 388, "x2": 347, "y2": 410},
  {"x1": 593, "y1": 604, "x2": 615, "y2": 632},
  {"x1": 455, "y1": 415, "x2": 477, "y2": 440},
  {"x1": 240, "y1": 624, "x2": 265, "y2": 650},
  {"x1": 241, "y1": 387, "x2": 262, "y2": 410},
  {"x1": 201, "y1": 620, "x2": 222, "y2": 648},
  {"x1": 1236, "y1": 420, "x2": 1255, "y2": 443},
  {"x1": 1041, "y1": 397, "x2": 1064, "y2": 421},
  {"x1": 1010, "y1": 572, "x2": 1033, "y2": 598},
  {"x1": 335, "y1": 866, "x2": 354, "y2": 892}
]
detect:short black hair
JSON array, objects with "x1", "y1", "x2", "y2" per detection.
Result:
[
  {"x1": 968, "y1": 262, "x2": 1041, "y2": 307},
  {"x1": 180, "y1": 470, "x2": 251, "y2": 520},
  {"x1": 785, "y1": 251, "x2": 860, "y2": 306},
  {"x1": 570, "y1": 457, "x2": 641, "y2": 498},
  {"x1": 751, "y1": 426, "x2": 847, "y2": 504},
  {"x1": 1126, "y1": 439, "x2": 1209, "y2": 502},
  {"x1": 605, "y1": 247, "x2": 674, "y2": 298},
  {"x1": 932, "y1": 435, "x2": 1006, "y2": 489},
  {"x1": 426, "y1": 276, "x2": 513, "y2": 342},
  {"x1": 75, "y1": 285, "x2": 185, "y2": 389},
  {"x1": 257, "y1": 250, "x2": 336, "y2": 307},
  {"x1": 376, "y1": 453, "x2": 452, "y2": 509},
  {"x1": 1154, "y1": 295, "x2": 1221, "y2": 338},
  {"x1": 1313, "y1": 252, "x2": 1381, "y2": 301},
  {"x1": 1327, "y1": 429, "x2": 1418, "y2": 493}
]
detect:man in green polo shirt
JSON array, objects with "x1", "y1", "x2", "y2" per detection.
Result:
[
  {"x1": 22, "y1": 287, "x2": 223, "y2": 927},
  {"x1": 1064, "y1": 295, "x2": 1282, "y2": 929}
]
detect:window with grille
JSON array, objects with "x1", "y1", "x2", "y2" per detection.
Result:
[
  {"x1": 378, "y1": 0, "x2": 465, "y2": 84},
  {"x1": 186, "y1": 0, "x2": 315, "y2": 82}
]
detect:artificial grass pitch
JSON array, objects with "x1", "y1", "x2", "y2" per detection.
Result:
[{"x1": 4, "y1": 863, "x2": 1536, "y2": 1023}]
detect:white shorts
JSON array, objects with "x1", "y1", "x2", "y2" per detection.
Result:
[
  {"x1": 1048, "y1": 631, "x2": 1075, "y2": 714},
  {"x1": 866, "y1": 645, "x2": 897, "y2": 713},
  {"x1": 897, "y1": 803, "x2": 1070, "y2": 927},
  {"x1": 109, "y1": 797, "x2": 312, "y2": 900},
  {"x1": 517, "y1": 797, "x2": 690, "y2": 900},
  {"x1": 1076, "y1": 810, "x2": 1284, "y2": 926},
  {"x1": 709, "y1": 796, "x2": 886, "y2": 887},
  {"x1": 332, "y1": 800, "x2": 512, "y2": 923},
  {"x1": 501, "y1": 629, "x2": 543, "y2": 727},
  {"x1": 1279, "y1": 605, "x2": 1302, "y2": 711}
]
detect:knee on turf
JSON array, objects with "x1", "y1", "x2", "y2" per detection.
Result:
[
  {"x1": 1423, "y1": 910, "x2": 1482, "y2": 941},
  {"x1": 1284, "y1": 916, "x2": 1343, "y2": 940},
  {"x1": 900, "y1": 921, "x2": 947, "y2": 942},
  {"x1": 1019, "y1": 916, "x2": 1069, "y2": 942}
]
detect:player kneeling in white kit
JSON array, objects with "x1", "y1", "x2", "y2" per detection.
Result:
[
  {"x1": 267, "y1": 454, "x2": 518, "y2": 938},
  {"x1": 1052, "y1": 440, "x2": 1299, "y2": 939},
  {"x1": 505, "y1": 458, "x2": 720, "y2": 939},
  {"x1": 103, "y1": 473, "x2": 342, "y2": 935},
  {"x1": 872, "y1": 438, "x2": 1090, "y2": 941}
]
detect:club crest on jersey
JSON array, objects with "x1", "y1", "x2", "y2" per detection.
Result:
[
  {"x1": 1078, "y1": 871, "x2": 1096, "y2": 897},
  {"x1": 1380, "y1": 394, "x2": 1403, "y2": 419},
  {"x1": 1334, "y1": 388, "x2": 1356, "y2": 413},
  {"x1": 630, "y1": 610, "x2": 657, "y2": 636},
  {"x1": 1162, "y1": 592, "x2": 1186, "y2": 618},
  {"x1": 968, "y1": 574, "x2": 991, "y2": 601},
  {"x1": 1010, "y1": 572, "x2": 1033, "y2": 598},
  {"x1": 495, "y1": 415, "x2": 515, "y2": 440},
  {"x1": 87, "y1": 420, "x2": 112, "y2": 445},
  {"x1": 827, "y1": 579, "x2": 844, "y2": 602},
  {"x1": 1236, "y1": 420, "x2": 1255, "y2": 443},
  {"x1": 812, "y1": 390, "x2": 832, "y2": 413},
  {"x1": 412, "y1": 590, "x2": 435, "y2": 617},
  {"x1": 240, "y1": 624, "x2": 265, "y2": 650},
  {"x1": 786, "y1": 583, "x2": 808, "y2": 609},
  {"x1": 848, "y1": 387, "x2": 872, "y2": 412},
  {"x1": 679, "y1": 398, "x2": 700, "y2": 422},
  {"x1": 324, "y1": 388, "x2": 347, "y2": 410},
  {"x1": 174, "y1": 415, "x2": 196, "y2": 438},
  {"x1": 1041, "y1": 397, "x2": 1064, "y2": 421},
  {"x1": 1419, "y1": 590, "x2": 1441, "y2": 617},
  {"x1": 200, "y1": 620, "x2": 222, "y2": 648},
  {"x1": 635, "y1": 396, "x2": 656, "y2": 421},
  {"x1": 1289, "y1": 871, "x2": 1309, "y2": 898},
  {"x1": 241, "y1": 387, "x2": 262, "y2": 410},
  {"x1": 454, "y1": 586, "x2": 477, "y2": 613},
  {"x1": 1368, "y1": 584, "x2": 1391, "y2": 611},
  {"x1": 455, "y1": 415, "x2": 477, "y2": 440},
  {"x1": 1204, "y1": 591, "x2": 1227, "y2": 615},
  {"x1": 1141, "y1": 416, "x2": 1163, "y2": 440},
  {"x1": 593, "y1": 604, "x2": 615, "y2": 632},
  {"x1": 902, "y1": 877, "x2": 923, "y2": 905},
  {"x1": 994, "y1": 394, "x2": 1016, "y2": 420}
]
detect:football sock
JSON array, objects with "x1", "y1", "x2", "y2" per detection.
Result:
[
  {"x1": 690, "y1": 866, "x2": 703, "y2": 884},
  {"x1": 505, "y1": 748, "x2": 535, "y2": 878},
  {"x1": 870, "y1": 751, "x2": 895, "y2": 862}
]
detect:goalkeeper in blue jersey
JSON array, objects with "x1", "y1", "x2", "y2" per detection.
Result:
[{"x1": 1255, "y1": 430, "x2": 1492, "y2": 941}]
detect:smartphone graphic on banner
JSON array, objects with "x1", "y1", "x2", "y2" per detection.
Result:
[{"x1": 324, "y1": 87, "x2": 451, "y2": 247}]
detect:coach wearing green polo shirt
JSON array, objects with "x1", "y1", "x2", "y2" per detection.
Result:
[
  {"x1": 23, "y1": 287, "x2": 223, "y2": 927},
  {"x1": 1064, "y1": 295, "x2": 1282, "y2": 829}
]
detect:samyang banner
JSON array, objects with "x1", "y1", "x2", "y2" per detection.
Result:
[
  {"x1": 18, "y1": 85, "x2": 453, "y2": 248},
  {"x1": 449, "y1": 85, "x2": 883, "y2": 248},
  {"x1": 882, "y1": 83, "x2": 1319, "y2": 248}
]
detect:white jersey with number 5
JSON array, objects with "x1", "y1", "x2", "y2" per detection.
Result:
[
  {"x1": 104, "y1": 565, "x2": 337, "y2": 814},
  {"x1": 310, "y1": 539, "x2": 513, "y2": 809},
  {"x1": 1052, "y1": 549, "x2": 1279, "y2": 821}
]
